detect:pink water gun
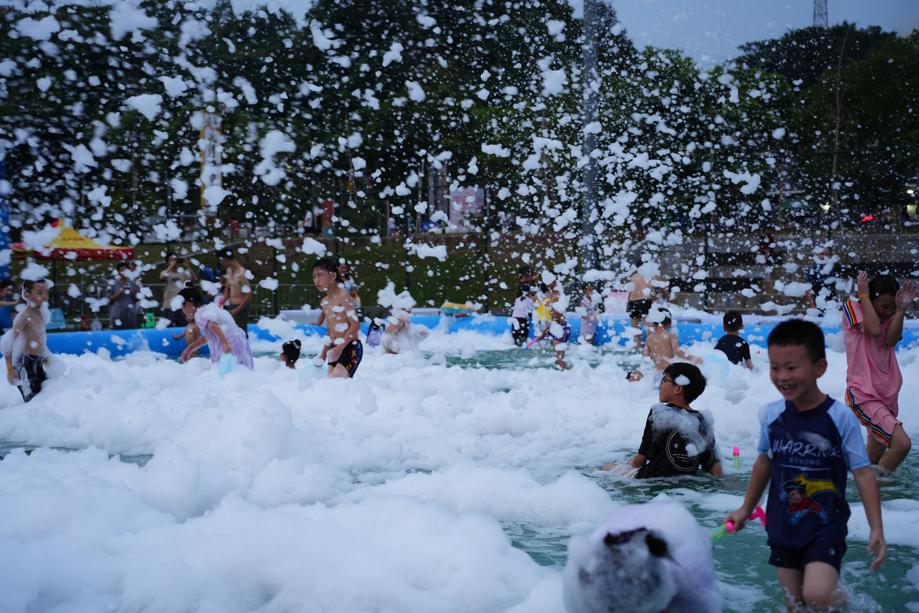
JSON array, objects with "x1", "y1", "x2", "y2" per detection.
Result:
[{"x1": 712, "y1": 506, "x2": 766, "y2": 540}]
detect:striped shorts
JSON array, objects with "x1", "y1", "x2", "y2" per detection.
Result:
[{"x1": 845, "y1": 387, "x2": 899, "y2": 447}]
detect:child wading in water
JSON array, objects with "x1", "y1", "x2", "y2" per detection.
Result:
[
  {"x1": 644, "y1": 307, "x2": 701, "y2": 371},
  {"x1": 511, "y1": 286, "x2": 535, "y2": 347},
  {"x1": 843, "y1": 272, "x2": 915, "y2": 474},
  {"x1": 726, "y1": 319, "x2": 885, "y2": 611},
  {"x1": 281, "y1": 339, "x2": 301, "y2": 369},
  {"x1": 530, "y1": 276, "x2": 570, "y2": 369},
  {"x1": 602, "y1": 362, "x2": 722, "y2": 478},
  {"x1": 179, "y1": 288, "x2": 253, "y2": 369},
  {"x1": 714, "y1": 310, "x2": 753, "y2": 370},
  {"x1": 172, "y1": 319, "x2": 200, "y2": 352},
  {"x1": 2, "y1": 280, "x2": 52, "y2": 402},
  {"x1": 312, "y1": 257, "x2": 362, "y2": 378},
  {"x1": 579, "y1": 282, "x2": 600, "y2": 346}
]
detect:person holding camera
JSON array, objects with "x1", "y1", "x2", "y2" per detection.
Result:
[{"x1": 159, "y1": 252, "x2": 198, "y2": 326}]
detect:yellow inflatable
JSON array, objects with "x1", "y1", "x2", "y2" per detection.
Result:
[{"x1": 441, "y1": 302, "x2": 477, "y2": 318}]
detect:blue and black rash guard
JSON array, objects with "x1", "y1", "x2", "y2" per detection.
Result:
[{"x1": 757, "y1": 396, "x2": 870, "y2": 548}]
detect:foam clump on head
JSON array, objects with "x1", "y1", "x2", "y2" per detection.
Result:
[
  {"x1": 646, "y1": 308, "x2": 668, "y2": 324},
  {"x1": 674, "y1": 375, "x2": 691, "y2": 386},
  {"x1": 563, "y1": 500, "x2": 720, "y2": 613}
]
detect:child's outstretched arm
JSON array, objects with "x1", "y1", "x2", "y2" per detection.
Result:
[
  {"x1": 853, "y1": 466, "x2": 887, "y2": 571},
  {"x1": 672, "y1": 336, "x2": 702, "y2": 365},
  {"x1": 886, "y1": 281, "x2": 915, "y2": 347},
  {"x1": 726, "y1": 453, "x2": 771, "y2": 529},
  {"x1": 856, "y1": 271, "x2": 882, "y2": 337},
  {"x1": 600, "y1": 453, "x2": 645, "y2": 472},
  {"x1": 180, "y1": 335, "x2": 207, "y2": 362}
]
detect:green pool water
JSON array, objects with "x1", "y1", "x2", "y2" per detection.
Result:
[
  {"x1": 0, "y1": 441, "x2": 153, "y2": 466},
  {"x1": 440, "y1": 346, "x2": 642, "y2": 371},
  {"x1": 505, "y1": 458, "x2": 919, "y2": 612}
]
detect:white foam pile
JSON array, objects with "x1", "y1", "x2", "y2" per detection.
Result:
[{"x1": 0, "y1": 325, "x2": 917, "y2": 611}]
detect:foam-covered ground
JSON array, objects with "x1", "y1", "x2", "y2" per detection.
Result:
[{"x1": 1, "y1": 323, "x2": 918, "y2": 612}]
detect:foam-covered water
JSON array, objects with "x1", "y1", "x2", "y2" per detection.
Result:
[{"x1": 0, "y1": 326, "x2": 917, "y2": 611}]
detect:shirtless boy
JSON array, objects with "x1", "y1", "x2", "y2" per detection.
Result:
[
  {"x1": 217, "y1": 249, "x2": 252, "y2": 335},
  {"x1": 627, "y1": 269, "x2": 656, "y2": 350},
  {"x1": 2, "y1": 280, "x2": 51, "y2": 402},
  {"x1": 312, "y1": 257, "x2": 363, "y2": 378},
  {"x1": 644, "y1": 307, "x2": 702, "y2": 371}
]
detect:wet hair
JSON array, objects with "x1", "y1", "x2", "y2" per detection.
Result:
[
  {"x1": 117, "y1": 262, "x2": 129, "y2": 272},
  {"x1": 662, "y1": 362, "x2": 706, "y2": 403},
  {"x1": 178, "y1": 287, "x2": 204, "y2": 307},
  {"x1": 165, "y1": 251, "x2": 177, "y2": 261},
  {"x1": 313, "y1": 257, "x2": 341, "y2": 281},
  {"x1": 0, "y1": 278, "x2": 13, "y2": 290},
  {"x1": 22, "y1": 279, "x2": 46, "y2": 294},
  {"x1": 215, "y1": 248, "x2": 235, "y2": 261},
  {"x1": 767, "y1": 319, "x2": 826, "y2": 363},
  {"x1": 869, "y1": 275, "x2": 899, "y2": 299},
  {"x1": 282, "y1": 339, "x2": 301, "y2": 365},
  {"x1": 723, "y1": 311, "x2": 743, "y2": 332},
  {"x1": 538, "y1": 282, "x2": 549, "y2": 293}
]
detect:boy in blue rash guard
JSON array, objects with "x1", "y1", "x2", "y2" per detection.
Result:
[{"x1": 726, "y1": 319, "x2": 886, "y2": 611}]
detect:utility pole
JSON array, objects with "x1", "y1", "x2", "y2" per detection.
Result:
[{"x1": 581, "y1": 0, "x2": 600, "y2": 275}]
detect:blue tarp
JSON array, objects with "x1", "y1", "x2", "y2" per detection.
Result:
[{"x1": 45, "y1": 314, "x2": 918, "y2": 359}]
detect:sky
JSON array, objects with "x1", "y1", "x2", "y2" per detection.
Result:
[{"x1": 612, "y1": 0, "x2": 919, "y2": 65}]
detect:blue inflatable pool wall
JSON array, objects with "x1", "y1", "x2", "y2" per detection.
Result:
[{"x1": 46, "y1": 314, "x2": 918, "y2": 359}]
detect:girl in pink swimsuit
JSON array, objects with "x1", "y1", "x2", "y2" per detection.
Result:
[{"x1": 842, "y1": 272, "x2": 916, "y2": 473}]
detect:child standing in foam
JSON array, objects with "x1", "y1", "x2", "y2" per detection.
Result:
[
  {"x1": 534, "y1": 283, "x2": 553, "y2": 335},
  {"x1": 511, "y1": 286, "x2": 535, "y2": 347},
  {"x1": 178, "y1": 288, "x2": 253, "y2": 369},
  {"x1": 644, "y1": 307, "x2": 701, "y2": 372},
  {"x1": 579, "y1": 282, "x2": 600, "y2": 345},
  {"x1": 2, "y1": 279, "x2": 52, "y2": 402},
  {"x1": 601, "y1": 362, "x2": 722, "y2": 478},
  {"x1": 842, "y1": 272, "x2": 916, "y2": 474},
  {"x1": 530, "y1": 274, "x2": 571, "y2": 370},
  {"x1": 281, "y1": 339, "x2": 301, "y2": 369},
  {"x1": 714, "y1": 310, "x2": 753, "y2": 370},
  {"x1": 726, "y1": 319, "x2": 885, "y2": 611},
  {"x1": 313, "y1": 257, "x2": 362, "y2": 378}
]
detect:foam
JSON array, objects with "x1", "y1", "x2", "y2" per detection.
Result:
[{"x1": 0, "y1": 330, "x2": 916, "y2": 610}]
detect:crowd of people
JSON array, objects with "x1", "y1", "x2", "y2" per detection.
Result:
[{"x1": 0, "y1": 250, "x2": 915, "y2": 611}]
